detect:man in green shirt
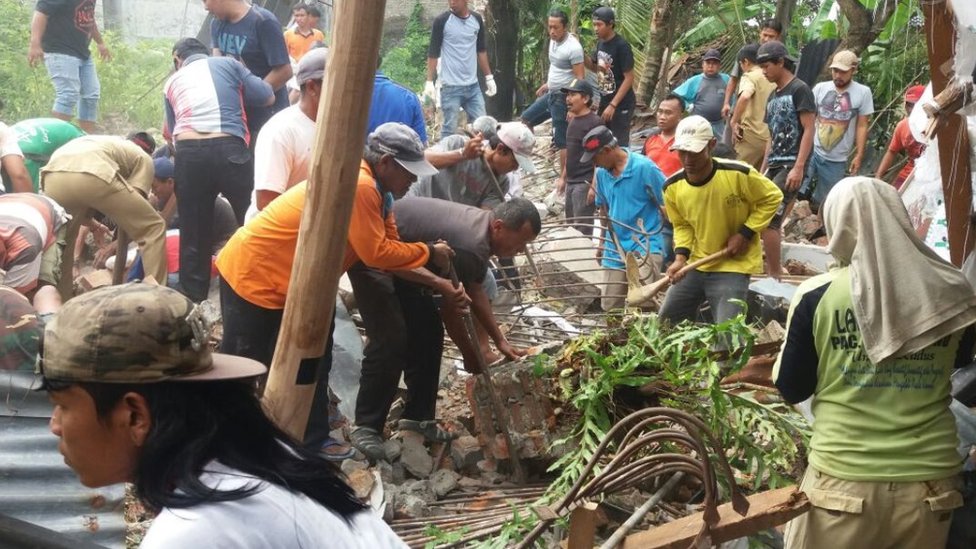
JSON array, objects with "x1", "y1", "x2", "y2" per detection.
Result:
[{"x1": 6, "y1": 118, "x2": 85, "y2": 192}]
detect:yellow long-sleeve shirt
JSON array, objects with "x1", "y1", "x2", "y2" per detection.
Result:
[{"x1": 663, "y1": 159, "x2": 782, "y2": 274}]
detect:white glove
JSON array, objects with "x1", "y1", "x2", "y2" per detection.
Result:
[
  {"x1": 422, "y1": 80, "x2": 439, "y2": 107},
  {"x1": 485, "y1": 74, "x2": 497, "y2": 97}
]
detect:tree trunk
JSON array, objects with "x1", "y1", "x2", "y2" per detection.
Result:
[
  {"x1": 102, "y1": 0, "x2": 123, "y2": 34},
  {"x1": 834, "y1": 0, "x2": 899, "y2": 55},
  {"x1": 485, "y1": 0, "x2": 518, "y2": 121},
  {"x1": 638, "y1": 0, "x2": 677, "y2": 106},
  {"x1": 774, "y1": 0, "x2": 796, "y2": 39}
]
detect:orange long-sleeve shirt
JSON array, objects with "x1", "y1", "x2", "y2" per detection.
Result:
[{"x1": 216, "y1": 161, "x2": 429, "y2": 309}]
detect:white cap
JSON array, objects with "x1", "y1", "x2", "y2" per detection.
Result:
[
  {"x1": 670, "y1": 115, "x2": 715, "y2": 153},
  {"x1": 496, "y1": 122, "x2": 536, "y2": 174}
]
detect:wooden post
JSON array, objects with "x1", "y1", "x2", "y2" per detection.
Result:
[
  {"x1": 923, "y1": 2, "x2": 975, "y2": 266},
  {"x1": 262, "y1": 0, "x2": 387, "y2": 439}
]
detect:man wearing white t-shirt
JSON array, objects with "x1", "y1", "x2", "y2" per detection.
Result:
[
  {"x1": 0, "y1": 122, "x2": 33, "y2": 193},
  {"x1": 246, "y1": 46, "x2": 326, "y2": 221}
]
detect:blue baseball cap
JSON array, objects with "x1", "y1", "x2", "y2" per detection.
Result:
[{"x1": 153, "y1": 157, "x2": 175, "y2": 180}]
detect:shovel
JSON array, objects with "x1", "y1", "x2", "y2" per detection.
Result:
[{"x1": 626, "y1": 249, "x2": 729, "y2": 307}]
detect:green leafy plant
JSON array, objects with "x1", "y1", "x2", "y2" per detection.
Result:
[{"x1": 380, "y1": 0, "x2": 429, "y2": 93}]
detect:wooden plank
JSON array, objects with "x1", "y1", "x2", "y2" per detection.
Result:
[
  {"x1": 565, "y1": 502, "x2": 600, "y2": 549},
  {"x1": 620, "y1": 487, "x2": 810, "y2": 549}
]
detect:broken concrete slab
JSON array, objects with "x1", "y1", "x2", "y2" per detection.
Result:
[
  {"x1": 526, "y1": 226, "x2": 603, "y2": 309},
  {"x1": 347, "y1": 468, "x2": 375, "y2": 500},
  {"x1": 400, "y1": 434, "x2": 434, "y2": 479},
  {"x1": 429, "y1": 469, "x2": 461, "y2": 498}
]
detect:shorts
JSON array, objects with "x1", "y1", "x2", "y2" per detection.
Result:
[{"x1": 764, "y1": 164, "x2": 798, "y2": 231}]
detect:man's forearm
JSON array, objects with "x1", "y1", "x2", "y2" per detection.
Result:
[
  {"x1": 264, "y1": 64, "x2": 293, "y2": 91},
  {"x1": 723, "y1": 76, "x2": 737, "y2": 109},
  {"x1": 426, "y1": 58, "x2": 438, "y2": 81},
  {"x1": 854, "y1": 118, "x2": 869, "y2": 161},
  {"x1": 90, "y1": 22, "x2": 104, "y2": 45},
  {"x1": 391, "y1": 266, "x2": 446, "y2": 290},
  {"x1": 477, "y1": 52, "x2": 492, "y2": 77},
  {"x1": 29, "y1": 11, "x2": 48, "y2": 47},
  {"x1": 469, "y1": 282, "x2": 506, "y2": 345},
  {"x1": 730, "y1": 93, "x2": 750, "y2": 126},
  {"x1": 610, "y1": 71, "x2": 634, "y2": 107},
  {"x1": 796, "y1": 114, "x2": 815, "y2": 168}
]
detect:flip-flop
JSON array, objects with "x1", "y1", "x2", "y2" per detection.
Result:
[
  {"x1": 398, "y1": 419, "x2": 459, "y2": 442},
  {"x1": 320, "y1": 437, "x2": 356, "y2": 462}
]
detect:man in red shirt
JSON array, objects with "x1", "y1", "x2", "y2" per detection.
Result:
[
  {"x1": 642, "y1": 93, "x2": 684, "y2": 177},
  {"x1": 874, "y1": 85, "x2": 925, "y2": 189}
]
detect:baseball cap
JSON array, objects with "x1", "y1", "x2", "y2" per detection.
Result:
[
  {"x1": 561, "y1": 78, "x2": 592, "y2": 96},
  {"x1": 904, "y1": 85, "x2": 925, "y2": 104},
  {"x1": 367, "y1": 122, "x2": 438, "y2": 177},
  {"x1": 41, "y1": 283, "x2": 266, "y2": 383},
  {"x1": 670, "y1": 115, "x2": 715, "y2": 153},
  {"x1": 153, "y1": 157, "x2": 174, "y2": 180},
  {"x1": 703, "y1": 48, "x2": 722, "y2": 61},
  {"x1": 756, "y1": 40, "x2": 793, "y2": 64},
  {"x1": 829, "y1": 50, "x2": 858, "y2": 71},
  {"x1": 496, "y1": 122, "x2": 536, "y2": 174},
  {"x1": 296, "y1": 46, "x2": 328, "y2": 84},
  {"x1": 580, "y1": 125, "x2": 616, "y2": 163},
  {"x1": 592, "y1": 6, "x2": 615, "y2": 24}
]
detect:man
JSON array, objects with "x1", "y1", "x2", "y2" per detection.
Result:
[
  {"x1": 206, "y1": 0, "x2": 293, "y2": 138},
  {"x1": 349, "y1": 196, "x2": 540, "y2": 459},
  {"x1": 164, "y1": 37, "x2": 274, "y2": 302},
  {"x1": 0, "y1": 122, "x2": 33, "y2": 194},
  {"x1": 283, "y1": 3, "x2": 324, "y2": 61},
  {"x1": 27, "y1": 0, "x2": 111, "y2": 133},
  {"x1": 585, "y1": 7, "x2": 636, "y2": 146},
  {"x1": 802, "y1": 50, "x2": 874, "y2": 206},
  {"x1": 425, "y1": 0, "x2": 497, "y2": 137},
  {"x1": 40, "y1": 283, "x2": 408, "y2": 547},
  {"x1": 641, "y1": 93, "x2": 684, "y2": 177},
  {"x1": 562, "y1": 79, "x2": 604, "y2": 236},
  {"x1": 758, "y1": 40, "x2": 815, "y2": 280},
  {"x1": 729, "y1": 44, "x2": 775, "y2": 169},
  {"x1": 6, "y1": 118, "x2": 86, "y2": 192},
  {"x1": 673, "y1": 49, "x2": 730, "y2": 138},
  {"x1": 246, "y1": 47, "x2": 327, "y2": 221},
  {"x1": 216, "y1": 123, "x2": 462, "y2": 458},
  {"x1": 775, "y1": 177, "x2": 973, "y2": 549},
  {"x1": 0, "y1": 193, "x2": 69, "y2": 296},
  {"x1": 580, "y1": 125, "x2": 666, "y2": 311},
  {"x1": 40, "y1": 135, "x2": 167, "y2": 287},
  {"x1": 721, "y1": 19, "x2": 782, "y2": 123},
  {"x1": 410, "y1": 121, "x2": 536, "y2": 208},
  {"x1": 659, "y1": 116, "x2": 782, "y2": 325},
  {"x1": 368, "y1": 58, "x2": 428, "y2": 144},
  {"x1": 875, "y1": 85, "x2": 926, "y2": 189},
  {"x1": 519, "y1": 9, "x2": 585, "y2": 175}
]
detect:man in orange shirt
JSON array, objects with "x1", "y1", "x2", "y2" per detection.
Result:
[
  {"x1": 283, "y1": 3, "x2": 325, "y2": 61},
  {"x1": 874, "y1": 85, "x2": 925, "y2": 189},
  {"x1": 641, "y1": 93, "x2": 683, "y2": 177},
  {"x1": 216, "y1": 123, "x2": 463, "y2": 459}
]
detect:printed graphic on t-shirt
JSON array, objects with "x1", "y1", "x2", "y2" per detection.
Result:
[
  {"x1": 596, "y1": 51, "x2": 616, "y2": 96},
  {"x1": 766, "y1": 94, "x2": 801, "y2": 162},
  {"x1": 75, "y1": 0, "x2": 96, "y2": 37},
  {"x1": 816, "y1": 90, "x2": 855, "y2": 152},
  {"x1": 216, "y1": 34, "x2": 249, "y2": 58}
]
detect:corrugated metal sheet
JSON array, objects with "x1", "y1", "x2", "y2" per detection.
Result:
[{"x1": 0, "y1": 372, "x2": 125, "y2": 548}]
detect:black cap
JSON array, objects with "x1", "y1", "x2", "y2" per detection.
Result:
[
  {"x1": 560, "y1": 78, "x2": 592, "y2": 96},
  {"x1": 703, "y1": 48, "x2": 721, "y2": 61},
  {"x1": 592, "y1": 6, "x2": 614, "y2": 24},
  {"x1": 756, "y1": 40, "x2": 793, "y2": 63},
  {"x1": 580, "y1": 126, "x2": 616, "y2": 163}
]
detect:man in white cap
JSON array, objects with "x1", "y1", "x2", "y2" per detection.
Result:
[
  {"x1": 801, "y1": 49, "x2": 874, "y2": 207},
  {"x1": 579, "y1": 125, "x2": 666, "y2": 311},
  {"x1": 775, "y1": 177, "x2": 975, "y2": 549},
  {"x1": 659, "y1": 115, "x2": 782, "y2": 325},
  {"x1": 246, "y1": 46, "x2": 327, "y2": 221}
]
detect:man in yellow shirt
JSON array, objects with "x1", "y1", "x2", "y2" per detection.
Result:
[{"x1": 659, "y1": 115, "x2": 782, "y2": 324}]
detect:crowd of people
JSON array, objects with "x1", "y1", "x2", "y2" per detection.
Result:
[{"x1": 0, "y1": 1, "x2": 972, "y2": 548}]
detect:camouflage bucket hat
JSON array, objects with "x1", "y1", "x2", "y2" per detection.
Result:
[{"x1": 42, "y1": 283, "x2": 266, "y2": 383}]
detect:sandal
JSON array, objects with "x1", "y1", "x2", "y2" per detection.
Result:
[
  {"x1": 349, "y1": 426, "x2": 387, "y2": 463},
  {"x1": 398, "y1": 419, "x2": 459, "y2": 443},
  {"x1": 320, "y1": 437, "x2": 356, "y2": 462}
]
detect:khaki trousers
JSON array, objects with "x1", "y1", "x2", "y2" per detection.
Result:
[
  {"x1": 784, "y1": 467, "x2": 963, "y2": 549},
  {"x1": 602, "y1": 253, "x2": 662, "y2": 311},
  {"x1": 42, "y1": 171, "x2": 167, "y2": 291},
  {"x1": 735, "y1": 134, "x2": 767, "y2": 170}
]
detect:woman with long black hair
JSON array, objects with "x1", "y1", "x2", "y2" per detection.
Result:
[{"x1": 42, "y1": 283, "x2": 406, "y2": 548}]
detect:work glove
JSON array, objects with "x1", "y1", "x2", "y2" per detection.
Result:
[
  {"x1": 422, "y1": 80, "x2": 439, "y2": 108},
  {"x1": 485, "y1": 74, "x2": 497, "y2": 97}
]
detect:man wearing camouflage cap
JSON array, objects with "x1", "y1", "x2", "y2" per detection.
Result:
[{"x1": 40, "y1": 283, "x2": 408, "y2": 547}]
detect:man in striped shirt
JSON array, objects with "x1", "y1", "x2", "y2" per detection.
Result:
[{"x1": 0, "y1": 193, "x2": 69, "y2": 295}]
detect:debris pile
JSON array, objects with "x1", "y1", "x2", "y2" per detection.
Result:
[{"x1": 783, "y1": 200, "x2": 828, "y2": 246}]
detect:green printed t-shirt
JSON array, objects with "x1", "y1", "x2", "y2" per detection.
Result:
[
  {"x1": 775, "y1": 267, "x2": 965, "y2": 481},
  {"x1": 10, "y1": 118, "x2": 85, "y2": 191}
]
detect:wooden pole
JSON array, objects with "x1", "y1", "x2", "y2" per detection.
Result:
[
  {"x1": 923, "y1": 1, "x2": 975, "y2": 266},
  {"x1": 262, "y1": 0, "x2": 387, "y2": 439}
]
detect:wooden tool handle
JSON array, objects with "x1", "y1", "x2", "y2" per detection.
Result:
[{"x1": 678, "y1": 249, "x2": 729, "y2": 274}]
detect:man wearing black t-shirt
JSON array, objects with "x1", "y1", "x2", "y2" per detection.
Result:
[
  {"x1": 584, "y1": 7, "x2": 635, "y2": 146},
  {"x1": 28, "y1": 0, "x2": 111, "y2": 133},
  {"x1": 560, "y1": 79, "x2": 603, "y2": 236},
  {"x1": 757, "y1": 40, "x2": 815, "y2": 280}
]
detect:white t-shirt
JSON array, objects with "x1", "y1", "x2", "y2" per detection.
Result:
[
  {"x1": 245, "y1": 105, "x2": 316, "y2": 222},
  {"x1": 0, "y1": 123, "x2": 24, "y2": 159},
  {"x1": 547, "y1": 33, "x2": 584, "y2": 91},
  {"x1": 140, "y1": 462, "x2": 407, "y2": 549}
]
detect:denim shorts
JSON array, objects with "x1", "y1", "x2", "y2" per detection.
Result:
[{"x1": 44, "y1": 52, "x2": 100, "y2": 121}]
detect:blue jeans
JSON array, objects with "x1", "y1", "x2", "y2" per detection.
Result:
[
  {"x1": 521, "y1": 91, "x2": 569, "y2": 148},
  {"x1": 44, "y1": 52, "x2": 100, "y2": 122},
  {"x1": 710, "y1": 120, "x2": 727, "y2": 141},
  {"x1": 440, "y1": 82, "x2": 486, "y2": 137},
  {"x1": 801, "y1": 153, "x2": 847, "y2": 206},
  {"x1": 658, "y1": 269, "x2": 749, "y2": 325}
]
